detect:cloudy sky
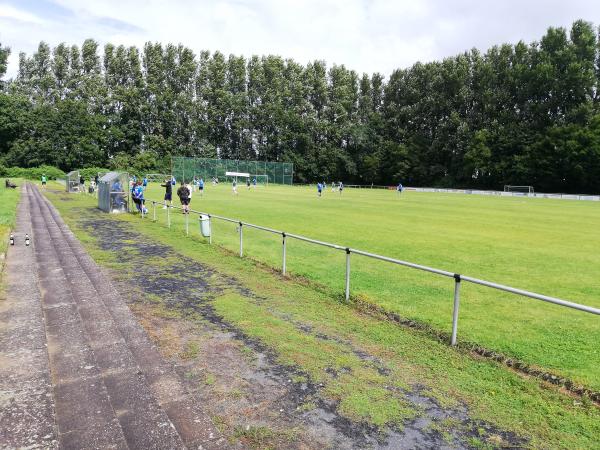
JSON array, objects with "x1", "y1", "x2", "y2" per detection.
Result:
[{"x1": 1, "y1": 0, "x2": 600, "y2": 79}]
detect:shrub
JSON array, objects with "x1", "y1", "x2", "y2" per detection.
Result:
[
  {"x1": 4, "y1": 165, "x2": 65, "y2": 180},
  {"x1": 79, "y1": 167, "x2": 110, "y2": 180}
]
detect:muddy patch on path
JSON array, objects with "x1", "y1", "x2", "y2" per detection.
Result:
[{"x1": 78, "y1": 210, "x2": 526, "y2": 449}]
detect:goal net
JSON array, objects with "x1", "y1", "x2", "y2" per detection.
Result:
[
  {"x1": 252, "y1": 175, "x2": 269, "y2": 186},
  {"x1": 171, "y1": 157, "x2": 293, "y2": 185},
  {"x1": 504, "y1": 185, "x2": 534, "y2": 194}
]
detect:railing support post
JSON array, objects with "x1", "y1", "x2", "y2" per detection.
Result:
[
  {"x1": 239, "y1": 222, "x2": 243, "y2": 257},
  {"x1": 185, "y1": 211, "x2": 189, "y2": 236},
  {"x1": 208, "y1": 215, "x2": 212, "y2": 244},
  {"x1": 451, "y1": 274, "x2": 461, "y2": 346},
  {"x1": 152, "y1": 201, "x2": 156, "y2": 222},
  {"x1": 282, "y1": 232, "x2": 287, "y2": 275},
  {"x1": 345, "y1": 248, "x2": 351, "y2": 301},
  {"x1": 167, "y1": 205, "x2": 171, "y2": 228}
]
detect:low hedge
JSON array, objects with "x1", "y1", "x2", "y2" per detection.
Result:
[{"x1": 0, "y1": 165, "x2": 66, "y2": 180}]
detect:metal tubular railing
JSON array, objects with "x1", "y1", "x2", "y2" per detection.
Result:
[{"x1": 145, "y1": 200, "x2": 600, "y2": 347}]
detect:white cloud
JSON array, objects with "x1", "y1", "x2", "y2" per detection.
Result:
[
  {"x1": 0, "y1": 3, "x2": 45, "y2": 24},
  {"x1": 2, "y1": 0, "x2": 600, "y2": 80}
]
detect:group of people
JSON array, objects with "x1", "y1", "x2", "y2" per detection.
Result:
[
  {"x1": 232, "y1": 177, "x2": 257, "y2": 195},
  {"x1": 317, "y1": 181, "x2": 344, "y2": 197},
  {"x1": 134, "y1": 175, "x2": 257, "y2": 216},
  {"x1": 159, "y1": 176, "x2": 202, "y2": 214},
  {"x1": 129, "y1": 175, "x2": 405, "y2": 216},
  {"x1": 316, "y1": 181, "x2": 404, "y2": 197}
]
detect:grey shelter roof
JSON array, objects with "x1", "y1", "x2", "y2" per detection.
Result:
[{"x1": 100, "y1": 172, "x2": 121, "y2": 182}]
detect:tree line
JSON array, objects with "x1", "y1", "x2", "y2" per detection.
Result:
[{"x1": 1, "y1": 20, "x2": 600, "y2": 192}]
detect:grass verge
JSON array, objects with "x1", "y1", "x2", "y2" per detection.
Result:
[
  {"x1": 0, "y1": 179, "x2": 21, "y2": 275},
  {"x1": 45, "y1": 186, "x2": 600, "y2": 449},
  {"x1": 136, "y1": 182, "x2": 600, "y2": 392}
]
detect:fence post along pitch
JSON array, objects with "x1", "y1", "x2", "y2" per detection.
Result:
[
  {"x1": 239, "y1": 222, "x2": 243, "y2": 257},
  {"x1": 451, "y1": 274, "x2": 461, "y2": 346},
  {"x1": 345, "y1": 248, "x2": 351, "y2": 301},
  {"x1": 282, "y1": 232, "x2": 287, "y2": 275},
  {"x1": 152, "y1": 201, "x2": 156, "y2": 222},
  {"x1": 167, "y1": 205, "x2": 171, "y2": 228},
  {"x1": 209, "y1": 216, "x2": 212, "y2": 244},
  {"x1": 185, "y1": 211, "x2": 189, "y2": 236}
]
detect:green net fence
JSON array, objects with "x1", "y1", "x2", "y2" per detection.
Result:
[{"x1": 171, "y1": 157, "x2": 294, "y2": 185}]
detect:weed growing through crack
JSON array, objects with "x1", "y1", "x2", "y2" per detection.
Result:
[{"x1": 180, "y1": 341, "x2": 200, "y2": 360}]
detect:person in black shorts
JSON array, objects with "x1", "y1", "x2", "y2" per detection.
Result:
[
  {"x1": 161, "y1": 178, "x2": 172, "y2": 209},
  {"x1": 177, "y1": 181, "x2": 191, "y2": 214}
]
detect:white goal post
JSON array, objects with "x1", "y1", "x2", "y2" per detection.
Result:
[
  {"x1": 504, "y1": 185, "x2": 535, "y2": 194},
  {"x1": 225, "y1": 171, "x2": 250, "y2": 183},
  {"x1": 252, "y1": 174, "x2": 269, "y2": 186}
]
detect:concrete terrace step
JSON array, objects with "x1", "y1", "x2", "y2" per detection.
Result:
[
  {"x1": 27, "y1": 185, "x2": 130, "y2": 449},
  {"x1": 0, "y1": 187, "x2": 58, "y2": 449},
  {"x1": 29, "y1": 184, "x2": 226, "y2": 449},
  {"x1": 28, "y1": 185, "x2": 185, "y2": 449}
]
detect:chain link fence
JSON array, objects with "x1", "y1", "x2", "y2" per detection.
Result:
[{"x1": 171, "y1": 157, "x2": 293, "y2": 185}]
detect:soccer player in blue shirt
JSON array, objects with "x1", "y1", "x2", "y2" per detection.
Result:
[
  {"x1": 132, "y1": 181, "x2": 145, "y2": 214},
  {"x1": 397, "y1": 182, "x2": 403, "y2": 195},
  {"x1": 317, "y1": 182, "x2": 323, "y2": 197},
  {"x1": 198, "y1": 178, "x2": 204, "y2": 196}
]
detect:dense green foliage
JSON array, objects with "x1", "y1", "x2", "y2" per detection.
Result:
[
  {"x1": 3, "y1": 21, "x2": 600, "y2": 192},
  {"x1": 0, "y1": 178, "x2": 20, "y2": 265},
  {"x1": 78, "y1": 167, "x2": 109, "y2": 180},
  {"x1": 0, "y1": 164, "x2": 65, "y2": 180}
]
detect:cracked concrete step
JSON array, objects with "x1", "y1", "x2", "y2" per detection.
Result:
[
  {"x1": 27, "y1": 185, "x2": 130, "y2": 450},
  {"x1": 0, "y1": 187, "x2": 58, "y2": 449},
  {"x1": 28, "y1": 185, "x2": 187, "y2": 450},
  {"x1": 32, "y1": 185, "x2": 228, "y2": 449}
]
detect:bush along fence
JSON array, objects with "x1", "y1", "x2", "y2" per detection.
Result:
[{"x1": 141, "y1": 198, "x2": 600, "y2": 348}]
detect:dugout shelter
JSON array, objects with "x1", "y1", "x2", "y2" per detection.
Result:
[
  {"x1": 66, "y1": 170, "x2": 80, "y2": 193},
  {"x1": 98, "y1": 172, "x2": 129, "y2": 213}
]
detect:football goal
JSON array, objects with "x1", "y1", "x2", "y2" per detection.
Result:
[
  {"x1": 504, "y1": 185, "x2": 535, "y2": 194},
  {"x1": 171, "y1": 157, "x2": 293, "y2": 185},
  {"x1": 252, "y1": 174, "x2": 269, "y2": 186},
  {"x1": 225, "y1": 171, "x2": 250, "y2": 183}
]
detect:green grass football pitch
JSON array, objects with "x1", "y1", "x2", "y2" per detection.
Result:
[{"x1": 141, "y1": 182, "x2": 600, "y2": 390}]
